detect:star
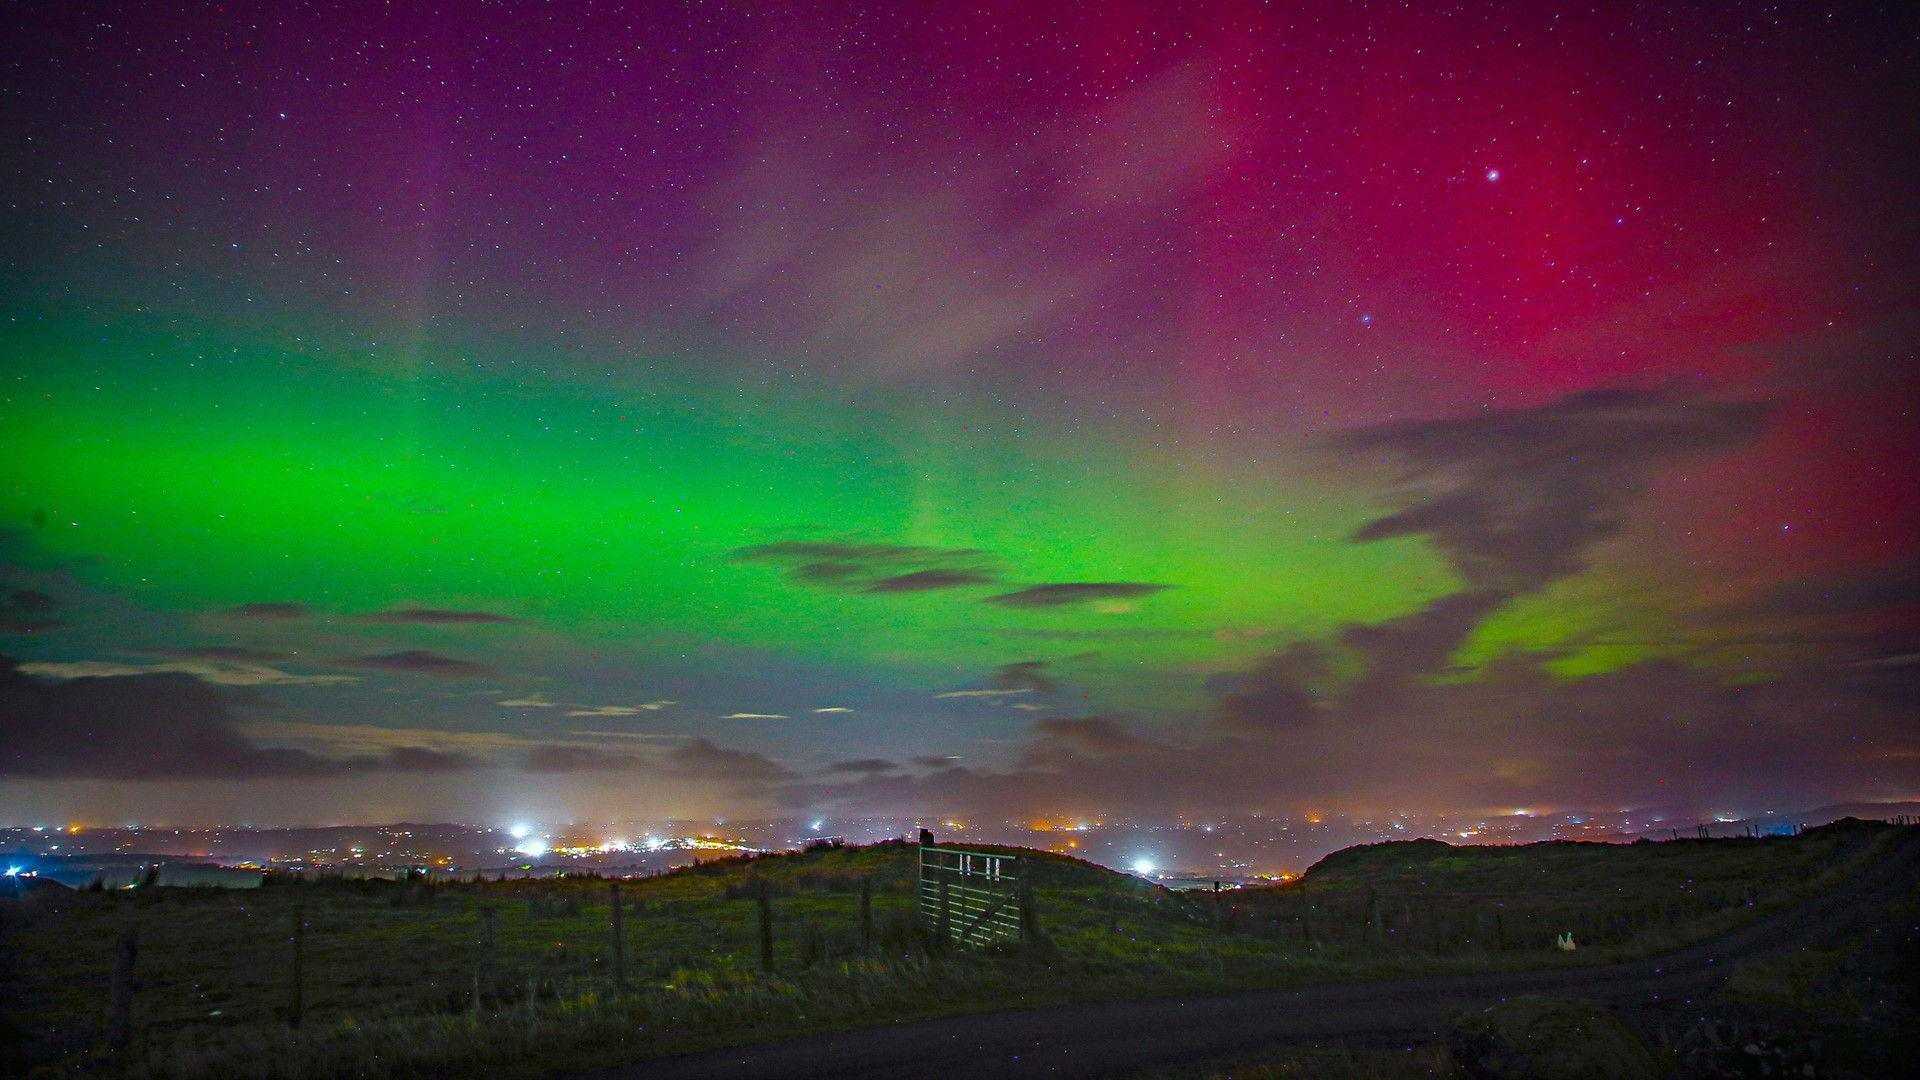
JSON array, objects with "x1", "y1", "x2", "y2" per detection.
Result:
[{"x1": 1484, "y1": 168, "x2": 1501, "y2": 182}]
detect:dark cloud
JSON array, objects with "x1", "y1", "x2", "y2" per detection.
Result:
[
  {"x1": 522, "y1": 743, "x2": 645, "y2": 773},
  {"x1": 1, "y1": 586, "x2": 60, "y2": 633},
  {"x1": 825, "y1": 758, "x2": 899, "y2": 775},
  {"x1": 379, "y1": 746, "x2": 481, "y2": 773},
  {"x1": 665, "y1": 737, "x2": 794, "y2": 784},
  {"x1": 733, "y1": 541, "x2": 983, "y2": 563},
  {"x1": 1754, "y1": 556, "x2": 1920, "y2": 619},
  {"x1": 991, "y1": 660, "x2": 1058, "y2": 693},
  {"x1": 5, "y1": 587, "x2": 55, "y2": 612},
  {"x1": 912, "y1": 755, "x2": 961, "y2": 769},
  {"x1": 1334, "y1": 389, "x2": 1768, "y2": 592},
  {"x1": 354, "y1": 607, "x2": 521, "y2": 625},
  {"x1": 227, "y1": 602, "x2": 310, "y2": 620},
  {"x1": 1029, "y1": 716, "x2": 1155, "y2": 756},
  {"x1": 733, "y1": 539, "x2": 994, "y2": 593},
  {"x1": 985, "y1": 582, "x2": 1169, "y2": 607},
  {"x1": 340, "y1": 650, "x2": 493, "y2": 677},
  {"x1": 156, "y1": 645, "x2": 292, "y2": 663},
  {"x1": 0, "y1": 657, "x2": 478, "y2": 780},
  {"x1": 865, "y1": 569, "x2": 995, "y2": 592}
]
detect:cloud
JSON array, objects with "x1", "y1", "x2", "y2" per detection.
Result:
[
  {"x1": 826, "y1": 758, "x2": 899, "y2": 775},
  {"x1": 0, "y1": 658, "x2": 476, "y2": 780},
  {"x1": 354, "y1": 606, "x2": 521, "y2": 625},
  {"x1": 1333, "y1": 388, "x2": 1768, "y2": 592},
  {"x1": 985, "y1": 582, "x2": 1169, "y2": 607},
  {"x1": 990, "y1": 660, "x2": 1058, "y2": 694},
  {"x1": 913, "y1": 755, "x2": 961, "y2": 769},
  {"x1": 226, "y1": 602, "x2": 309, "y2": 620},
  {"x1": 1029, "y1": 716, "x2": 1157, "y2": 757},
  {"x1": 812, "y1": 706, "x2": 854, "y2": 714},
  {"x1": 934, "y1": 687, "x2": 1033, "y2": 699},
  {"x1": 158, "y1": 645, "x2": 291, "y2": 663},
  {"x1": 499, "y1": 695, "x2": 558, "y2": 708},
  {"x1": 722, "y1": 711, "x2": 790, "y2": 720},
  {"x1": 865, "y1": 569, "x2": 995, "y2": 592},
  {"x1": 1753, "y1": 555, "x2": 1920, "y2": 619},
  {"x1": 665, "y1": 738, "x2": 794, "y2": 784},
  {"x1": 694, "y1": 65, "x2": 1241, "y2": 380},
  {"x1": 733, "y1": 540, "x2": 994, "y2": 594},
  {"x1": 18, "y1": 657, "x2": 358, "y2": 687},
  {"x1": 340, "y1": 650, "x2": 493, "y2": 677},
  {"x1": 522, "y1": 743, "x2": 645, "y2": 773},
  {"x1": 1, "y1": 586, "x2": 60, "y2": 633},
  {"x1": 563, "y1": 704, "x2": 650, "y2": 717}
]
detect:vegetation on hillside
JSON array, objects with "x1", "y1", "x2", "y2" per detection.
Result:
[{"x1": 1, "y1": 824, "x2": 1909, "y2": 1078}]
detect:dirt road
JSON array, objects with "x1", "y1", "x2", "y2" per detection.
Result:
[{"x1": 586, "y1": 829, "x2": 1918, "y2": 1079}]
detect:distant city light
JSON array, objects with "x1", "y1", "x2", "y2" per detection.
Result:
[
  {"x1": 643, "y1": 835, "x2": 666, "y2": 851},
  {"x1": 601, "y1": 838, "x2": 631, "y2": 853},
  {"x1": 808, "y1": 819, "x2": 824, "y2": 831},
  {"x1": 1131, "y1": 857, "x2": 1158, "y2": 877},
  {"x1": 514, "y1": 836, "x2": 549, "y2": 857},
  {"x1": 508, "y1": 823, "x2": 534, "y2": 840},
  {"x1": 3, "y1": 865, "x2": 20, "y2": 877}
]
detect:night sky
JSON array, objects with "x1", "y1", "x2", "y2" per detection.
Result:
[{"x1": 3, "y1": 2, "x2": 1915, "y2": 826}]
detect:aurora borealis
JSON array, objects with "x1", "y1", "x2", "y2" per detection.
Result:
[{"x1": 2, "y1": 2, "x2": 1915, "y2": 826}]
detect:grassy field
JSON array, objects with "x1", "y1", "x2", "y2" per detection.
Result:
[{"x1": 1, "y1": 823, "x2": 1908, "y2": 1078}]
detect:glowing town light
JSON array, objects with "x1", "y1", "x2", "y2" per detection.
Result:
[
  {"x1": 508, "y1": 823, "x2": 534, "y2": 841},
  {"x1": 1131, "y1": 857, "x2": 1158, "y2": 877},
  {"x1": 601, "y1": 838, "x2": 631, "y2": 853},
  {"x1": 808, "y1": 819, "x2": 824, "y2": 831},
  {"x1": 514, "y1": 836, "x2": 549, "y2": 858},
  {"x1": 3, "y1": 866, "x2": 20, "y2": 877},
  {"x1": 643, "y1": 835, "x2": 666, "y2": 851}
]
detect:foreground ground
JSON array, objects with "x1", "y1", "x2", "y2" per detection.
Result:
[{"x1": 3, "y1": 820, "x2": 1914, "y2": 1078}]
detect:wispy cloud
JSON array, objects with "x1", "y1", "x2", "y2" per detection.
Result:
[
  {"x1": 354, "y1": 606, "x2": 521, "y2": 625},
  {"x1": 934, "y1": 688, "x2": 1034, "y2": 699},
  {"x1": 984, "y1": 583, "x2": 1169, "y2": 608},
  {"x1": 18, "y1": 658, "x2": 357, "y2": 687}
]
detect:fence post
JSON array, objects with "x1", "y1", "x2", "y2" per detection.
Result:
[
  {"x1": 859, "y1": 876, "x2": 873, "y2": 951},
  {"x1": 288, "y1": 902, "x2": 305, "y2": 1028},
  {"x1": 107, "y1": 923, "x2": 137, "y2": 1051},
  {"x1": 756, "y1": 880, "x2": 774, "y2": 971},
  {"x1": 937, "y1": 878, "x2": 952, "y2": 949},
  {"x1": 475, "y1": 905, "x2": 497, "y2": 1013},
  {"x1": 609, "y1": 881, "x2": 626, "y2": 994}
]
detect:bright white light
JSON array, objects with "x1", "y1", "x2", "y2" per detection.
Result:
[
  {"x1": 808, "y1": 819, "x2": 824, "y2": 831},
  {"x1": 601, "y1": 838, "x2": 630, "y2": 853},
  {"x1": 1131, "y1": 857, "x2": 1158, "y2": 877},
  {"x1": 508, "y1": 823, "x2": 533, "y2": 840},
  {"x1": 643, "y1": 835, "x2": 666, "y2": 851},
  {"x1": 514, "y1": 837, "x2": 549, "y2": 858},
  {"x1": 1485, "y1": 168, "x2": 1501, "y2": 182},
  {"x1": 3, "y1": 865, "x2": 20, "y2": 877}
]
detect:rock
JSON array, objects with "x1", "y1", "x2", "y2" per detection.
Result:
[{"x1": 1448, "y1": 996, "x2": 1659, "y2": 1080}]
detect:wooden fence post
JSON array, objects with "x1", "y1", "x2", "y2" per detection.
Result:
[
  {"x1": 288, "y1": 902, "x2": 305, "y2": 1028},
  {"x1": 858, "y1": 876, "x2": 873, "y2": 951},
  {"x1": 106, "y1": 923, "x2": 137, "y2": 1051},
  {"x1": 756, "y1": 880, "x2": 774, "y2": 971},
  {"x1": 475, "y1": 905, "x2": 497, "y2": 1012},
  {"x1": 609, "y1": 881, "x2": 626, "y2": 994}
]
